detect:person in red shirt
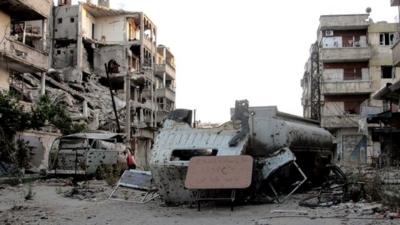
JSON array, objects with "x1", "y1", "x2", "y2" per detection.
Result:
[{"x1": 125, "y1": 149, "x2": 137, "y2": 170}]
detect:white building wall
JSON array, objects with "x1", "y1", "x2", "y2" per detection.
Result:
[
  {"x1": 94, "y1": 16, "x2": 126, "y2": 43},
  {"x1": 81, "y1": 8, "x2": 96, "y2": 39}
]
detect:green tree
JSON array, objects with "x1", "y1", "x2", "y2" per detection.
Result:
[{"x1": 0, "y1": 92, "x2": 86, "y2": 169}]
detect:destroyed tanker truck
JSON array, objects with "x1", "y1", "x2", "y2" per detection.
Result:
[{"x1": 150, "y1": 100, "x2": 335, "y2": 203}]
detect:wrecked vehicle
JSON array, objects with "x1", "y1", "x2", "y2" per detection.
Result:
[
  {"x1": 48, "y1": 131, "x2": 127, "y2": 176},
  {"x1": 150, "y1": 100, "x2": 334, "y2": 203}
]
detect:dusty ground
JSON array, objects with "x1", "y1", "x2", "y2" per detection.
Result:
[{"x1": 0, "y1": 179, "x2": 400, "y2": 225}]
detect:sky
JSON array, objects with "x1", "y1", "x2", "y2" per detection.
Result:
[{"x1": 74, "y1": 0, "x2": 398, "y2": 123}]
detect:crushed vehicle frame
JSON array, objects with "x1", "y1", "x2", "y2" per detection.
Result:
[{"x1": 48, "y1": 131, "x2": 127, "y2": 176}]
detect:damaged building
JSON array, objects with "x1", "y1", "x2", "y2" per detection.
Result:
[
  {"x1": 0, "y1": 0, "x2": 176, "y2": 169},
  {"x1": 52, "y1": 0, "x2": 176, "y2": 168},
  {"x1": 301, "y1": 14, "x2": 400, "y2": 168},
  {"x1": 0, "y1": 0, "x2": 58, "y2": 172},
  {"x1": 0, "y1": 0, "x2": 51, "y2": 93}
]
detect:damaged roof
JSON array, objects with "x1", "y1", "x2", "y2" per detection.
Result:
[{"x1": 82, "y1": 2, "x2": 140, "y2": 18}]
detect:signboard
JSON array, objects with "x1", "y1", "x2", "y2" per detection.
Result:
[{"x1": 185, "y1": 155, "x2": 253, "y2": 189}]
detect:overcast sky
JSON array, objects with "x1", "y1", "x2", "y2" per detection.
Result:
[{"x1": 75, "y1": 0, "x2": 398, "y2": 123}]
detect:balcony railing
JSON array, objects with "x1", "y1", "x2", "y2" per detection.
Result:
[
  {"x1": 321, "y1": 114, "x2": 360, "y2": 128},
  {"x1": 322, "y1": 80, "x2": 373, "y2": 95},
  {"x1": 155, "y1": 63, "x2": 176, "y2": 79},
  {"x1": 320, "y1": 47, "x2": 371, "y2": 62},
  {"x1": 0, "y1": 38, "x2": 48, "y2": 72},
  {"x1": 155, "y1": 87, "x2": 175, "y2": 101}
]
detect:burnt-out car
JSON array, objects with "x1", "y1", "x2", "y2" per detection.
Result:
[{"x1": 48, "y1": 131, "x2": 127, "y2": 176}]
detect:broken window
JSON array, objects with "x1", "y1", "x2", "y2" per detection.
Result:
[
  {"x1": 70, "y1": 17, "x2": 74, "y2": 23},
  {"x1": 344, "y1": 101, "x2": 361, "y2": 114},
  {"x1": 57, "y1": 18, "x2": 62, "y2": 24},
  {"x1": 381, "y1": 66, "x2": 394, "y2": 79},
  {"x1": 170, "y1": 149, "x2": 218, "y2": 161},
  {"x1": 380, "y1": 33, "x2": 396, "y2": 46}
]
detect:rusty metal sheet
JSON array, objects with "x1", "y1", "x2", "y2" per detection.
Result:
[{"x1": 185, "y1": 155, "x2": 253, "y2": 189}]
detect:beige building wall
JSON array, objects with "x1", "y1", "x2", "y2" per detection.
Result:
[
  {"x1": 0, "y1": 10, "x2": 10, "y2": 38},
  {"x1": 0, "y1": 67, "x2": 10, "y2": 92},
  {"x1": 0, "y1": 10, "x2": 10, "y2": 91},
  {"x1": 368, "y1": 22, "x2": 400, "y2": 107},
  {"x1": 17, "y1": 131, "x2": 61, "y2": 170}
]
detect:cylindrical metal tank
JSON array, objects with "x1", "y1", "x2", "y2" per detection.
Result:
[{"x1": 247, "y1": 106, "x2": 333, "y2": 156}]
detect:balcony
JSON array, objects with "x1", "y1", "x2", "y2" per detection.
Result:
[
  {"x1": 392, "y1": 40, "x2": 400, "y2": 66},
  {"x1": 321, "y1": 114, "x2": 360, "y2": 128},
  {"x1": 0, "y1": 0, "x2": 52, "y2": 20},
  {"x1": 155, "y1": 87, "x2": 175, "y2": 101},
  {"x1": 0, "y1": 38, "x2": 49, "y2": 73},
  {"x1": 320, "y1": 47, "x2": 371, "y2": 62},
  {"x1": 155, "y1": 63, "x2": 176, "y2": 80},
  {"x1": 322, "y1": 80, "x2": 373, "y2": 95}
]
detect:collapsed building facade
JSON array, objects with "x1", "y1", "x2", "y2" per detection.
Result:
[
  {"x1": 0, "y1": 0, "x2": 176, "y2": 169},
  {"x1": 301, "y1": 14, "x2": 400, "y2": 168}
]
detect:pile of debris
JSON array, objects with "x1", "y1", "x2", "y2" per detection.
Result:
[
  {"x1": 59, "y1": 180, "x2": 110, "y2": 202},
  {"x1": 10, "y1": 71, "x2": 126, "y2": 131}
]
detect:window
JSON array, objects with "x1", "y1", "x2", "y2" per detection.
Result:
[
  {"x1": 344, "y1": 101, "x2": 361, "y2": 114},
  {"x1": 56, "y1": 50, "x2": 61, "y2": 55},
  {"x1": 70, "y1": 17, "x2": 74, "y2": 23},
  {"x1": 57, "y1": 18, "x2": 62, "y2": 24},
  {"x1": 343, "y1": 68, "x2": 362, "y2": 80},
  {"x1": 380, "y1": 33, "x2": 395, "y2": 46},
  {"x1": 381, "y1": 66, "x2": 394, "y2": 79}
]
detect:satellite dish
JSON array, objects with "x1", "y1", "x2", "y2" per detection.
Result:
[{"x1": 366, "y1": 7, "x2": 372, "y2": 14}]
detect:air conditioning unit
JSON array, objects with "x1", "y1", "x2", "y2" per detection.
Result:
[{"x1": 325, "y1": 30, "x2": 334, "y2": 36}]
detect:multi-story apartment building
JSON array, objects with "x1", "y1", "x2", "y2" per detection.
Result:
[
  {"x1": 0, "y1": 0, "x2": 52, "y2": 92},
  {"x1": 391, "y1": 0, "x2": 400, "y2": 67},
  {"x1": 301, "y1": 14, "x2": 399, "y2": 167},
  {"x1": 51, "y1": 0, "x2": 175, "y2": 167},
  {"x1": 155, "y1": 45, "x2": 176, "y2": 125}
]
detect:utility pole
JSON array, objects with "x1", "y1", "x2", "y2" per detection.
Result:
[
  {"x1": 125, "y1": 71, "x2": 131, "y2": 145},
  {"x1": 310, "y1": 42, "x2": 321, "y2": 121}
]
